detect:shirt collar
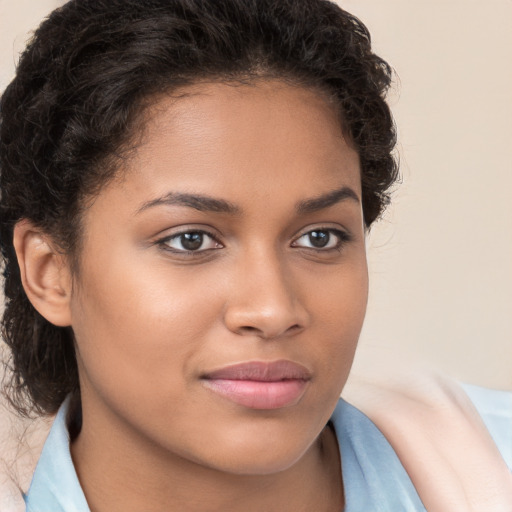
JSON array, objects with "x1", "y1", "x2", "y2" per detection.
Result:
[
  {"x1": 25, "y1": 397, "x2": 424, "y2": 512},
  {"x1": 25, "y1": 395, "x2": 90, "y2": 512},
  {"x1": 331, "y1": 399, "x2": 425, "y2": 512}
]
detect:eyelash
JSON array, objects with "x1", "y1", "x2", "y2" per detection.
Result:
[
  {"x1": 157, "y1": 229, "x2": 222, "y2": 255},
  {"x1": 156, "y1": 227, "x2": 351, "y2": 256},
  {"x1": 291, "y1": 228, "x2": 351, "y2": 252}
]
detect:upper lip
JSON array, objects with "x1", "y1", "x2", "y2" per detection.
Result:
[{"x1": 202, "y1": 360, "x2": 312, "y2": 382}]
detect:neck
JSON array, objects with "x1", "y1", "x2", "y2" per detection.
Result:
[{"x1": 70, "y1": 402, "x2": 343, "y2": 512}]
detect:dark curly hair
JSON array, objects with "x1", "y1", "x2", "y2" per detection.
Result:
[{"x1": 0, "y1": 0, "x2": 397, "y2": 417}]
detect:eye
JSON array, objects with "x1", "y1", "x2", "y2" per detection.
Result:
[
  {"x1": 159, "y1": 231, "x2": 221, "y2": 253},
  {"x1": 292, "y1": 228, "x2": 349, "y2": 250}
]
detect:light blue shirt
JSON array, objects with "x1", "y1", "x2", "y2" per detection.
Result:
[{"x1": 24, "y1": 385, "x2": 512, "y2": 512}]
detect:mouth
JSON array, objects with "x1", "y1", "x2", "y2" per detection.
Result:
[{"x1": 201, "y1": 360, "x2": 311, "y2": 410}]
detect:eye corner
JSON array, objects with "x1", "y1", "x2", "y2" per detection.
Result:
[
  {"x1": 156, "y1": 228, "x2": 224, "y2": 256},
  {"x1": 291, "y1": 227, "x2": 352, "y2": 252}
]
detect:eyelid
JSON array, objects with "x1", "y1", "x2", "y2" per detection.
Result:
[
  {"x1": 152, "y1": 224, "x2": 351, "y2": 256},
  {"x1": 155, "y1": 227, "x2": 223, "y2": 254},
  {"x1": 291, "y1": 226, "x2": 351, "y2": 250}
]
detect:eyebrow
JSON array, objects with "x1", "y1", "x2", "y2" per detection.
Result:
[
  {"x1": 136, "y1": 185, "x2": 359, "y2": 216},
  {"x1": 296, "y1": 186, "x2": 360, "y2": 214},
  {"x1": 136, "y1": 192, "x2": 241, "y2": 215}
]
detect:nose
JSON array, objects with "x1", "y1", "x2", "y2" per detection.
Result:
[{"x1": 223, "y1": 253, "x2": 310, "y2": 339}]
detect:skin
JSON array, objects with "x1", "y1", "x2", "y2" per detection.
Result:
[{"x1": 19, "y1": 80, "x2": 368, "y2": 511}]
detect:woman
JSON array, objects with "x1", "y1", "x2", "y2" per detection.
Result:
[{"x1": 0, "y1": 1, "x2": 510, "y2": 511}]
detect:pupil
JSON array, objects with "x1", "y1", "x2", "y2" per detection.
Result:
[
  {"x1": 309, "y1": 230, "x2": 329, "y2": 248},
  {"x1": 181, "y1": 232, "x2": 203, "y2": 251}
]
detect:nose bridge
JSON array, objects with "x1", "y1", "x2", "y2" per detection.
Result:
[{"x1": 223, "y1": 245, "x2": 308, "y2": 338}]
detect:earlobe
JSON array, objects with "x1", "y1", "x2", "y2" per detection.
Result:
[{"x1": 13, "y1": 220, "x2": 73, "y2": 327}]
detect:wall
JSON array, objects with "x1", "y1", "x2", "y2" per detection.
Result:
[{"x1": 340, "y1": 0, "x2": 512, "y2": 389}]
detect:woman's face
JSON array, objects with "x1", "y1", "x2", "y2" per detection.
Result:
[{"x1": 69, "y1": 80, "x2": 368, "y2": 474}]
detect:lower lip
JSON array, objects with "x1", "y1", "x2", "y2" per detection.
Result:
[{"x1": 202, "y1": 379, "x2": 308, "y2": 410}]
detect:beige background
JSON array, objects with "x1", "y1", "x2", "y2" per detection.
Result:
[
  {"x1": 1, "y1": 0, "x2": 511, "y2": 393},
  {"x1": 343, "y1": 0, "x2": 512, "y2": 389}
]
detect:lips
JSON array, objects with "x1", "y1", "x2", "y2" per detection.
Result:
[{"x1": 201, "y1": 360, "x2": 311, "y2": 410}]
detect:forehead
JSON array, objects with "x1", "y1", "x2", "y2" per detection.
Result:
[{"x1": 100, "y1": 80, "x2": 361, "y2": 213}]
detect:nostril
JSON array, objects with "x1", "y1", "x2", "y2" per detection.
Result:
[
  {"x1": 223, "y1": 294, "x2": 310, "y2": 339},
  {"x1": 237, "y1": 323, "x2": 303, "y2": 338},
  {"x1": 238, "y1": 326, "x2": 261, "y2": 335}
]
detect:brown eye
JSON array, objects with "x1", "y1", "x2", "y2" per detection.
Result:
[
  {"x1": 161, "y1": 231, "x2": 220, "y2": 252},
  {"x1": 180, "y1": 232, "x2": 204, "y2": 251},
  {"x1": 292, "y1": 228, "x2": 349, "y2": 251},
  {"x1": 308, "y1": 230, "x2": 330, "y2": 248}
]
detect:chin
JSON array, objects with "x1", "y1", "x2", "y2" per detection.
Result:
[
  {"x1": 208, "y1": 447, "x2": 310, "y2": 477},
  {"x1": 188, "y1": 422, "x2": 320, "y2": 477}
]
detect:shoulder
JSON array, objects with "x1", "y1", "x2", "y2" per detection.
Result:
[
  {"x1": 461, "y1": 383, "x2": 512, "y2": 470},
  {"x1": 342, "y1": 370, "x2": 512, "y2": 510}
]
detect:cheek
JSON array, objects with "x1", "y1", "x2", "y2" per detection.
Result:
[
  {"x1": 69, "y1": 250, "x2": 224, "y2": 404},
  {"x1": 306, "y1": 257, "x2": 368, "y2": 379},
  {"x1": 306, "y1": 248, "x2": 368, "y2": 325}
]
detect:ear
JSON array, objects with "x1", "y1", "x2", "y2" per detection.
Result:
[{"x1": 13, "y1": 219, "x2": 73, "y2": 327}]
